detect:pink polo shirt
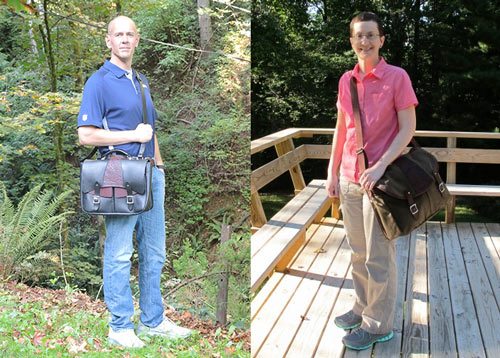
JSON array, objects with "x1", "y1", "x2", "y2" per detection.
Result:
[{"x1": 336, "y1": 58, "x2": 418, "y2": 183}]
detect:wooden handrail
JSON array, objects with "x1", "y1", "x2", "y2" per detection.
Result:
[{"x1": 251, "y1": 128, "x2": 500, "y2": 155}]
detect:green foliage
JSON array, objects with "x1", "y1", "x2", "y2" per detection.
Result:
[
  {"x1": 252, "y1": 0, "x2": 500, "y2": 135},
  {"x1": 173, "y1": 240, "x2": 209, "y2": 279},
  {"x1": 0, "y1": 76, "x2": 82, "y2": 198},
  {"x1": 0, "y1": 182, "x2": 73, "y2": 279},
  {"x1": 170, "y1": 220, "x2": 250, "y2": 327}
]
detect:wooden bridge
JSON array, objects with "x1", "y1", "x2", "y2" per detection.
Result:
[{"x1": 251, "y1": 129, "x2": 500, "y2": 357}]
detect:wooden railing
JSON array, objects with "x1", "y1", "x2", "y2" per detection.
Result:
[{"x1": 251, "y1": 128, "x2": 500, "y2": 228}]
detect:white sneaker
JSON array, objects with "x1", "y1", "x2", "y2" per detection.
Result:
[
  {"x1": 137, "y1": 317, "x2": 193, "y2": 339},
  {"x1": 108, "y1": 328, "x2": 145, "y2": 348}
]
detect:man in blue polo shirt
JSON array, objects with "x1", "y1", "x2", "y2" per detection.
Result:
[{"x1": 77, "y1": 15, "x2": 192, "y2": 348}]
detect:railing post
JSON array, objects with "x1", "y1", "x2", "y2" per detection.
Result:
[
  {"x1": 331, "y1": 198, "x2": 341, "y2": 219},
  {"x1": 275, "y1": 138, "x2": 306, "y2": 195},
  {"x1": 251, "y1": 183, "x2": 267, "y2": 229},
  {"x1": 445, "y1": 137, "x2": 457, "y2": 223}
]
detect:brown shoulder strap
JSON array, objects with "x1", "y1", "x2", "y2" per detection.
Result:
[{"x1": 349, "y1": 76, "x2": 368, "y2": 173}]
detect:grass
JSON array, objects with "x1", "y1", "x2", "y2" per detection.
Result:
[
  {"x1": 0, "y1": 284, "x2": 249, "y2": 357},
  {"x1": 260, "y1": 193, "x2": 294, "y2": 219}
]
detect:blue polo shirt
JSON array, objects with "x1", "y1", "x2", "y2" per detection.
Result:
[{"x1": 77, "y1": 60, "x2": 157, "y2": 158}]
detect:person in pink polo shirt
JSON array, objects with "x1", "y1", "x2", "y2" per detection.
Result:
[{"x1": 326, "y1": 12, "x2": 418, "y2": 351}]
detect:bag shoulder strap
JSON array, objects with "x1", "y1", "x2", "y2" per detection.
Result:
[
  {"x1": 134, "y1": 70, "x2": 148, "y2": 158},
  {"x1": 349, "y1": 76, "x2": 367, "y2": 174}
]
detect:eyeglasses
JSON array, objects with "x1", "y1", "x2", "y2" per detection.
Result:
[{"x1": 351, "y1": 33, "x2": 381, "y2": 42}]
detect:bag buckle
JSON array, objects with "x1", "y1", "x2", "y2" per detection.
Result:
[
  {"x1": 410, "y1": 203, "x2": 419, "y2": 215},
  {"x1": 126, "y1": 195, "x2": 134, "y2": 205},
  {"x1": 439, "y1": 182, "x2": 446, "y2": 193},
  {"x1": 93, "y1": 196, "x2": 100, "y2": 205}
]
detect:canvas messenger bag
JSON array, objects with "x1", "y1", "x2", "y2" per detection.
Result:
[
  {"x1": 349, "y1": 77, "x2": 450, "y2": 240},
  {"x1": 80, "y1": 71, "x2": 154, "y2": 215}
]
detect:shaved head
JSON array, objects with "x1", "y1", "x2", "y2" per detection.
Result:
[
  {"x1": 105, "y1": 15, "x2": 140, "y2": 69},
  {"x1": 107, "y1": 16, "x2": 137, "y2": 35}
]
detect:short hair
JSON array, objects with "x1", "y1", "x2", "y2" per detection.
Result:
[{"x1": 350, "y1": 12, "x2": 384, "y2": 36}]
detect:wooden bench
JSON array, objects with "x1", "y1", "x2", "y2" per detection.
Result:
[{"x1": 251, "y1": 180, "x2": 332, "y2": 292}]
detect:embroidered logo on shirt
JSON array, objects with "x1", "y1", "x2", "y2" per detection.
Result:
[{"x1": 82, "y1": 114, "x2": 88, "y2": 121}]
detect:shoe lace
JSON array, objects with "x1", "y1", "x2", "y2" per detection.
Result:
[{"x1": 351, "y1": 328, "x2": 368, "y2": 339}]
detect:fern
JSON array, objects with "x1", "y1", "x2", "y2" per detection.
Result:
[
  {"x1": 0, "y1": 182, "x2": 73, "y2": 279},
  {"x1": 0, "y1": 182, "x2": 14, "y2": 228}
]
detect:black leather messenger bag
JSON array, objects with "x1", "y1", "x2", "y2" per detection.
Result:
[{"x1": 80, "y1": 71, "x2": 154, "y2": 215}]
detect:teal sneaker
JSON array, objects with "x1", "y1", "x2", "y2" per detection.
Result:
[
  {"x1": 342, "y1": 328, "x2": 394, "y2": 350},
  {"x1": 334, "y1": 310, "x2": 362, "y2": 330}
]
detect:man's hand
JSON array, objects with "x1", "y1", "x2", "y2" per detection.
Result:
[{"x1": 134, "y1": 123, "x2": 153, "y2": 143}]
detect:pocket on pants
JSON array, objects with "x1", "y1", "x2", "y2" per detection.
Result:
[{"x1": 340, "y1": 178, "x2": 350, "y2": 195}]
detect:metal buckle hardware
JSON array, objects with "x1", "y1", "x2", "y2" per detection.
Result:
[
  {"x1": 439, "y1": 182, "x2": 446, "y2": 193},
  {"x1": 93, "y1": 196, "x2": 100, "y2": 205},
  {"x1": 410, "y1": 203, "x2": 419, "y2": 215},
  {"x1": 126, "y1": 195, "x2": 134, "y2": 205}
]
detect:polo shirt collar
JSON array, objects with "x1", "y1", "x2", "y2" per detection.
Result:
[
  {"x1": 103, "y1": 60, "x2": 130, "y2": 78},
  {"x1": 353, "y1": 57, "x2": 387, "y2": 80}
]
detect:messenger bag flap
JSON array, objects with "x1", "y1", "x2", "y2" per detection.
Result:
[
  {"x1": 374, "y1": 148, "x2": 437, "y2": 199},
  {"x1": 81, "y1": 160, "x2": 108, "y2": 193},
  {"x1": 121, "y1": 159, "x2": 150, "y2": 194}
]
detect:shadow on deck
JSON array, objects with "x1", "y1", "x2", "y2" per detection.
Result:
[{"x1": 251, "y1": 218, "x2": 500, "y2": 357}]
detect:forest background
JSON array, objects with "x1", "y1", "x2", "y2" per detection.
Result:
[
  {"x1": 0, "y1": 0, "x2": 250, "y2": 331},
  {"x1": 252, "y1": 0, "x2": 499, "y2": 221}
]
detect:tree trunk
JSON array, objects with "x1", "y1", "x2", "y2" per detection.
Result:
[
  {"x1": 41, "y1": 0, "x2": 57, "y2": 92},
  {"x1": 26, "y1": 0, "x2": 38, "y2": 54},
  {"x1": 197, "y1": 0, "x2": 212, "y2": 56},
  {"x1": 215, "y1": 224, "x2": 231, "y2": 325}
]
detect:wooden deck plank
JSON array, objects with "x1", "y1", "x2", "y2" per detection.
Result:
[
  {"x1": 374, "y1": 233, "x2": 411, "y2": 357},
  {"x1": 256, "y1": 220, "x2": 345, "y2": 357},
  {"x1": 457, "y1": 222, "x2": 500, "y2": 357},
  {"x1": 402, "y1": 226, "x2": 429, "y2": 356},
  {"x1": 252, "y1": 220, "x2": 334, "y2": 355},
  {"x1": 251, "y1": 274, "x2": 303, "y2": 354},
  {"x1": 485, "y1": 222, "x2": 500, "y2": 256},
  {"x1": 314, "y1": 266, "x2": 353, "y2": 358},
  {"x1": 470, "y1": 223, "x2": 500, "y2": 306},
  {"x1": 288, "y1": 221, "x2": 335, "y2": 274},
  {"x1": 251, "y1": 272, "x2": 284, "y2": 320},
  {"x1": 251, "y1": 222, "x2": 325, "y2": 320},
  {"x1": 427, "y1": 222, "x2": 457, "y2": 357},
  {"x1": 251, "y1": 184, "x2": 319, "y2": 257},
  {"x1": 442, "y1": 223, "x2": 486, "y2": 358},
  {"x1": 285, "y1": 231, "x2": 349, "y2": 357},
  {"x1": 251, "y1": 181, "x2": 330, "y2": 291}
]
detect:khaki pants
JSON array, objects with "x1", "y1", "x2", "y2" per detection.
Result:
[{"x1": 339, "y1": 177, "x2": 397, "y2": 334}]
